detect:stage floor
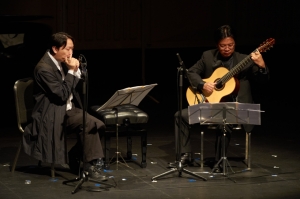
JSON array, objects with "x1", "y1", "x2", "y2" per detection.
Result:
[{"x1": 1, "y1": 102, "x2": 299, "y2": 199}]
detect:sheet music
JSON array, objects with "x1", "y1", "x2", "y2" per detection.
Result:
[{"x1": 96, "y1": 83, "x2": 158, "y2": 111}]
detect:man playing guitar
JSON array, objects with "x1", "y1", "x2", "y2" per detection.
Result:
[{"x1": 175, "y1": 25, "x2": 272, "y2": 172}]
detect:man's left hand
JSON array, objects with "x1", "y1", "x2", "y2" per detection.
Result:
[{"x1": 251, "y1": 51, "x2": 265, "y2": 68}]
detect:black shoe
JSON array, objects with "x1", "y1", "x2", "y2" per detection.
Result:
[
  {"x1": 93, "y1": 158, "x2": 104, "y2": 170},
  {"x1": 180, "y1": 153, "x2": 193, "y2": 165},
  {"x1": 212, "y1": 168, "x2": 222, "y2": 173},
  {"x1": 86, "y1": 165, "x2": 107, "y2": 181},
  {"x1": 212, "y1": 165, "x2": 223, "y2": 173}
]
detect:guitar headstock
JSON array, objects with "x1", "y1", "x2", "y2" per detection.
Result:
[{"x1": 258, "y1": 38, "x2": 275, "y2": 53}]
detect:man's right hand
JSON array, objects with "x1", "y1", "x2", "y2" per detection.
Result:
[
  {"x1": 202, "y1": 82, "x2": 215, "y2": 95},
  {"x1": 64, "y1": 56, "x2": 80, "y2": 71}
]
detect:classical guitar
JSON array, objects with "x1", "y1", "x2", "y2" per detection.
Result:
[{"x1": 186, "y1": 38, "x2": 275, "y2": 105}]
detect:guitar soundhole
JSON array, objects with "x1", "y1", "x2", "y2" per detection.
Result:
[{"x1": 214, "y1": 79, "x2": 224, "y2": 91}]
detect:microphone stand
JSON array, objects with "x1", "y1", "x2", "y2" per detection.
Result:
[
  {"x1": 63, "y1": 54, "x2": 115, "y2": 194},
  {"x1": 151, "y1": 53, "x2": 206, "y2": 181}
]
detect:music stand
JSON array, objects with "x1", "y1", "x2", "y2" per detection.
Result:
[
  {"x1": 188, "y1": 102, "x2": 261, "y2": 182},
  {"x1": 96, "y1": 83, "x2": 157, "y2": 170}
]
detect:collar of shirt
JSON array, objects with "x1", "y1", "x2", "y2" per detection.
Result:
[
  {"x1": 47, "y1": 51, "x2": 65, "y2": 79},
  {"x1": 48, "y1": 51, "x2": 61, "y2": 70}
]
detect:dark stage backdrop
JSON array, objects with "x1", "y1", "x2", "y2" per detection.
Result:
[{"x1": 0, "y1": 0, "x2": 298, "y2": 132}]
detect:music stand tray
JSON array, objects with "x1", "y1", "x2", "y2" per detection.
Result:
[
  {"x1": 96, "y1": 83, "x2": 157, "y2": 111},
  {"x1": 188, "y1": 102, "x2": 262, "y2": 181},
  {"x1": 188, "y1": 102, "x2": 261, "y2": 126}
]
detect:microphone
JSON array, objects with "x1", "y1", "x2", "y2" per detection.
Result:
[
  {"x1": 78, "y1": 54, "x2": 87, "y2": 69},
  {"x1": 176, "y1": 53, "x2": 183, "y2": 66},
  {"x1": 176, "y1": 53, "x2": 188, "y2": 73},
  {"x1": 177, "y1": 53, "x2": 201, "y2": 103},
  {"x1": 78, "y1": 54, "x2": 87, "y2": 79}
]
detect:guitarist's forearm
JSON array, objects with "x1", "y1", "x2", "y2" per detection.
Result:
[
  {"x1": 186, "y1": 71, "x2": 205, "y2": 92},
  {"x1": 251, "y1": 51, "x2": 266, "y2": 68},
  {"x1": 197, "y1": 83, "x2": 205, "y2": 93}
]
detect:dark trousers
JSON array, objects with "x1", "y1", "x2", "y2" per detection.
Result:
[
  {"x1": 65, "y1": 107, "x2": 105, "y2": 162},
  {"x1": 174, "y1": 109, "x2": 191, "y2": 155}
]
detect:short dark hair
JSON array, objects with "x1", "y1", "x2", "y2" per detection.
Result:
[
  {"x1": 213, "y1": 25, "x2": 236, "y2": 44},
  {"x1": 49, "y1": 32, "x2": 74, "y2": 54}
]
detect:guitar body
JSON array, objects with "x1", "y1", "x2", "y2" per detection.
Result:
[
  {"x1": 186, "y1": 86, "x2": 206, "y2": 105},
  {"x1": 186, "y1": 67, "x2": 236, "y2": 105}
]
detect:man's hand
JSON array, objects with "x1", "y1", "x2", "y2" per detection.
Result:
[
  {"x1": 203, "y1": 82, "x2": 215, "y2": 95},
  {"x1": 251, "y1": 51, "x2": 265, "y2": 68},
  {"x1": 64, "y1": 56, "x2": 80, "y2": 71}
]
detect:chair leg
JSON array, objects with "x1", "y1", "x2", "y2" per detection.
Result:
[
  {"x1": 38, "y1": 160, "x2": 55, "y2": 178},
  {"x1": 11, "y1": 140, "x2": 22, "y2": 174},
  {"x1": 11, "y1": 139, "x2": 56, "y2": 178},
  {"x1": 51, "y1": 163, "x2": 55, "y2": 178},
  {"x1": 127, "y1": 136, "x2": 132, "y2": 159},
  {"x1": 245, "y1": 132, "x2": 251, "y2": 170},
  {"x1": 201, "y1": 131, "x2": 204, "y2": 168}
]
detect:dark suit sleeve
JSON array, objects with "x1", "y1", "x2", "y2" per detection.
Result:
[
  {"x1": 186, "y1": 50, "x2": 215, "y2": 93},
  {"x1": 34, "y1": 62, "x2": 78, "y2": 105}
]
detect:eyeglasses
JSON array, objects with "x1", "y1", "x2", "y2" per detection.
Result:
[{"x1": 218, "y1": 43, "x2": 235, "y2": 49}]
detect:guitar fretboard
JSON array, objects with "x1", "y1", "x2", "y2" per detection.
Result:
[{"x1": 218, "y1": 53, "x2": 254, "y2": 85}]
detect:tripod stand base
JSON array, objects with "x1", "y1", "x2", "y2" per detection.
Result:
[
  {"x1": 63, "y1": 171, "x2": 116, "y2": 194},
  {"x1": 151, "y1": 161, "x2": 207, "y2": 181},
  {"x1": 109, "y1": 151, "x2": 133, "y2": 170},
  {"x1": 211, "y1": 158, "x2": 236, "y2": 183}
]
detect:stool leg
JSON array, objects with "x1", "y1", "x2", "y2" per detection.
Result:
[
  {"x1": 104, "y1": 134, "x2": 110, "y2": 170},
  {"x1": 109, "y1": 124, "x2": 132, "y2": 170},
  {"x1": 127, "y1": 136, "x2": 132, "y2": 159},
  {"x1": 141, "y1": 131, "x2": 147, "y2": 168}
]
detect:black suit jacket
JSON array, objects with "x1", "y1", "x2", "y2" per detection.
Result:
[{"x1": 23, "y1": 51, "x2": 82, "y2": 164}]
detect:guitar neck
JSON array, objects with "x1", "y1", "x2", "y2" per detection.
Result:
[
  {"x1": 219, "y1": 50, "x2": 256, "y2": 84},
  {"x1": 216, "y1": 38, "x2": 275, "y2": 85}
]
